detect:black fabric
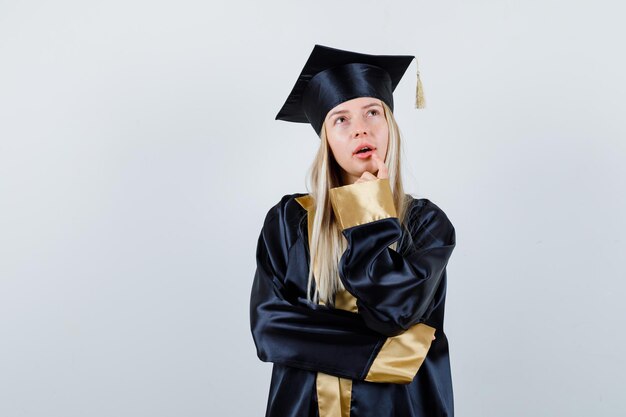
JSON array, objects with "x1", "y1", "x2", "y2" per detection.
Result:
[
  {"x1": 249, "y1": 193, "x2": 457, "y2": 417},
  {"x1": 249, "y1": 194, "x2": 386, "y2": 380},
  {"x1": 338, "y1": 216, "x2": 455, "y2": 337},
  {"x1": 275, "y1": 44, "x2": 414, "y2": 136}
]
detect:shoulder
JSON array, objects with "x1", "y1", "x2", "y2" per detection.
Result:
[
  {"x1": 260, "y1": 192, "x2": 308, "y2": 247},
  {"x1": 406, "y1": 196, "x2": 453, "y2": 224},
  {"x1": 404, "y1": 195, "x2": 456, "y2": 246},
  {"x1": 262, "y1": 192, "x2": 307, "y2": 218},
  {"x1": 264, "y1": 192, "x2": 309, "y2": 221}
]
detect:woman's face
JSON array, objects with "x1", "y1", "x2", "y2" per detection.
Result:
[{"x1": 323, "y1": 97, "x2": 389, "y2": 185}]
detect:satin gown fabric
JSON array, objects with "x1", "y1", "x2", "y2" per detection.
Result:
[{"x1": 250, "y1": 190, "x2": 456, "y2": 417}]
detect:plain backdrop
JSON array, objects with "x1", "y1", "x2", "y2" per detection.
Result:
[{"x1": 1, "y1": 1, "x2": 625, "y2": 416}]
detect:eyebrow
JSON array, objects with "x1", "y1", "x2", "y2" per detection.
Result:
[{"x1": 326, "y1": 102, "x2": 382, "y2": 120}]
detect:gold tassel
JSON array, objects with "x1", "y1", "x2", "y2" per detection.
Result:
[{"x1": 415, "y1": 58, "x2": 426, "y2": 109}]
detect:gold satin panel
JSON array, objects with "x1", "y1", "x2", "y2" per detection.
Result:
[
  {"x1": 295, "y1": 190, "x2": 434, "y2": 415},
  {"x1": 295, "y1": 194, "x2": 359, "y2": 314},
  {"x1": 333, "y1": 287, "x2": 358, "y2": 313},
  {"x1": 295, "y1": 194, "x2": 355, "y2": 417},
  {"x1": 316, "y1": 373, "x2": 353, "y2": 417},
  {"x1": 328, "y1": 178, "x2": 397, "y2": 230},
  {"x1": 295, "y1": 195, "x2": 320, "y2": 287},
  {"x1": 365, "y1": 323, "x2": 436, "y2": 383},
  {"x1": 295, "y1": 195, "x2": 316, "y2": 250}
]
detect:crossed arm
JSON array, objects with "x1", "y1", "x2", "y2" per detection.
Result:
[{"x1": 250, "y1": 178, "x2": 456, "y2": 383}]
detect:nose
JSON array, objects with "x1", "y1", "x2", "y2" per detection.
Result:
[{"x1": 353, "y1": 120, "x2": 369, "y2": 138}]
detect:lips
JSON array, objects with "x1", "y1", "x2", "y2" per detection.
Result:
[
  {"x1": 353, "y1": 142, "x2": 376, "y2": 155},
  {"x1": 354, "y1": 149, "x2": 374, "y2": 159}
]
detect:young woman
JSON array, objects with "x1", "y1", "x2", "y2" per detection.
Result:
[{"x1": 250, "y1": 44, "x2": 457, "y2": 417}]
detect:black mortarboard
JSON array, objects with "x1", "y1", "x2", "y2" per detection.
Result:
[{"x1": 275, "y1": 44, "x2": 424, "y2": 137}]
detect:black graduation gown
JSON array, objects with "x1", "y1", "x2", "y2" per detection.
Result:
[{"x1": 250, "y1": 178, "x2": 457, "y2": 417}]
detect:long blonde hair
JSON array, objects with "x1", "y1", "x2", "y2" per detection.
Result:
[{"x1": 305, "y1": 101, "x2": 414, "y2": 305}]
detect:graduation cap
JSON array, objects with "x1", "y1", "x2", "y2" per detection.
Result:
[{"x1": 275, "y1": 44, "x2": 425, "y2": 137}]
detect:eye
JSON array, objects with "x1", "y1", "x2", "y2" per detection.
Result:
[
  {"x1": 367, "y1": 109, "x2": 380, "y2": 116},
  {"x1": 334, "y1": 116, "x2": 346, "y2": 125}
]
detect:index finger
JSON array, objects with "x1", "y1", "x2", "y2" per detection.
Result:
[{"x1": 372, "y1": 152, "x2": 388, "y2": 179}]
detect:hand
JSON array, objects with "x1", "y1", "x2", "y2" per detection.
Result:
[{"x1": 354, "y1": 152, "x2": 389, "y2": 184}]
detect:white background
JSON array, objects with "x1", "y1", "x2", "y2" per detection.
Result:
[{"x1": 1, "y1": 1, "x2": 625, "y2": 416}]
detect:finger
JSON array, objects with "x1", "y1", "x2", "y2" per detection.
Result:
[
  {"x1": 355, "y1": 172, "x2": 376, "y2": 184},
  {"x1": 360, "y1": 171, "x2": 377, "y2": 182},
  {"x1": 372, "y1": 153, "x2": 389, "y2": 179},
  {"x1": 377, "y1": 154, "x2": 389, "y2": 179}
]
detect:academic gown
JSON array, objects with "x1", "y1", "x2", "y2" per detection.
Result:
[{"x1": 249, "y1": 178, "x2": 457, "y2": 417}]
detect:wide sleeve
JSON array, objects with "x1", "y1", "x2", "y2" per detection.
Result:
[
  {"x1": 329, "y1": 178, "x2": 456, "y2": 337},
  {"x1": 249, "y1": 198, "x2": 389, "y2": 381}
]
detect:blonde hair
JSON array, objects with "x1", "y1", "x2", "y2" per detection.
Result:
[{"x1": 305, "y1": 101, "x2": 414, "y2": 305}]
